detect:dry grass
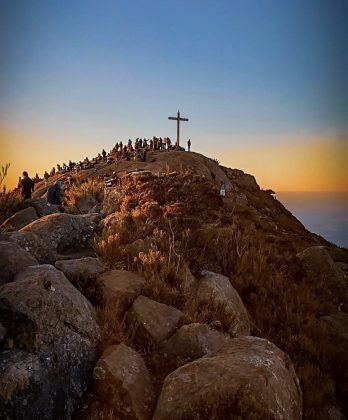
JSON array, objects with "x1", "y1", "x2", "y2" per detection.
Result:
[
  {"x1": 0, "y1": 190, "x2": 23, "y2": 224},
  {"x1": 64, "y1": 179, "x2": 104, "y2": 213}
]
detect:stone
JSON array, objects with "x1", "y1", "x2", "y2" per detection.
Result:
[
  {"x1": 152, "y1": 323, "x2": 231, "y2": 377},
  {"x1": 196, "y1": 270, "x2": 251, "y2": 336},
  {"x1": 0, "y1": 322, "x2": 6, "y2": 342},
  {"x1": 55, "y1": 257, "x2": 105, "y2": 281},
  {"x1": 98, "y1": 270, "x2": 145, "y2": 318},
  {"x1": 7, "y1": 231, "x2": 49, "y2": 263},
  {"x1": 297, "y1": 246, "x2": 348, "y2": 303},
  {"x1": 127, "y1": 296, "x2": 182, "y2": 347},
  {"x1": 75, "y1": 196, "x2": 99, "y2": 214},
  {"x1": 19, "y1": 213, "x2": 99, "y2": 263},
  {"x1": 0, "y1": 241, "x2": 38, "y2": 284},
  {"x1": 0, "y1": 207, "x2": 38, "y2": 231},
  {"x1": 26, "y1": 197, "x2": 60, "y2": 217},
  {"x1": 226, "y1": 168, "x2": 260, "y2": 192},
  {"x1": 0, "y1": 264, "x2": 100, "y2": 418},
  {"x1": 153, "y1": 336, "x2": 302, "y2": 420},
  {"x1": 93, "y1": 344, "x2": 155, "y2": 420}
]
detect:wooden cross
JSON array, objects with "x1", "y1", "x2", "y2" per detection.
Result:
[{"x1": 168, "y1": 110, "x2": 189, "y2": 147}]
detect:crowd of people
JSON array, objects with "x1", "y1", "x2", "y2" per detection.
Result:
[{"x1": 17, "y1": 137, "x2": 194, "y2": 203}]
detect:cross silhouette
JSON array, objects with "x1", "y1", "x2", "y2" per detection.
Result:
[{"x1": 168, "y1": 110, "x2": 189, "y2": 147}]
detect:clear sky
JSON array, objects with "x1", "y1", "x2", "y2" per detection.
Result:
[{"x1": 0, "y1": 0, "x2": 347, "y2": 191}]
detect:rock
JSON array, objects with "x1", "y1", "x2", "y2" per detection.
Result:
[
  {"x1": 0, "y1": 322, "x2": 6, "y2": 342},
  {"x1": 297, "y1": 246, "x2": 348, "y2": 303},
  {"x1": 152, "y1": 323, "x2": 231, "y2": 377},
  {"x1": 98, "y1": 270, "x2": 145, "y2": 318},
  {"x1": 76, "y1": 196, "x2": 99, "y2": 214},
  {"x1": 0, "y1": 207, "x2": 38, "y2": 231},
  {"x1": 153, "y1": 336, "x2": 302, "y2": 420},
  {"x1": 126, "y1": 238, "x2": 151, "y2": 260},
  {"x1": 7, "y1": 231, "x2": 49, "y2": 263},
  {"x1": 196, "y1": 271, "x2": 251, "y2": 336},
  {"x1": 55, "y1": 257, "x2": 105, "y2": 281},
  {"x1": 226, "y1": 168, "x2": 260, "y2": 192},
  {"x1": 93, "y1": 344, "x2": 155, "y2": 419},
  {"x1": 127, "y1": 296, "x2": 182, "y2": 347},
  {"x1": 0, "y1": 264, "x2": 100, "y2": 418},
  {"x1": 0, "y1": 241, "x2": 38, "y2": 284},
  {"x1": 19, "y1": 213, "x2": 99, "y2": 263},
  {"x1": 26, "y1": 197, "x2": 60, "y2": 216}
]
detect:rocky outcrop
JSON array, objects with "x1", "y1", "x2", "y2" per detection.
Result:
[
  {"x1": 55, "y1": 257, "x2": 105, "y2": 281},
  {"x1": 15, "y1": 213, "x2": 99, "y2": 263},
  {"x1": 151, "y1": 323, "x2": 231, "y2": 377},
  {"x1": 7, "y1": 231, "x2": 49, "y2": 263},
  {"x1": 127, "y1": 296, "x2": 182, "y2": 347},
  {"x1": 0, "y1": 264, "x2": 100, "y2": 418},
  {"x1": 297, "y1": 246, "x2": 348, "y2": 304},
  {"x1": 196, "y1": 271, "x2": 251, "y2": 336},
  {"x1": 0, "y1": 207, "x2": 38, "y2": 231},
  {"x1": 93, "y1": 344, "x2": 155, "y2": 419},
  {"x1": 98, "y1": 270, "x2": 145, "y2": 318},
  {"x1": 225, "y1": 168, "x2": 260, "y2": 192},
  {"x1": 75, "y1": 196, "x2": 99, "y2": 214},
  {"x1": 26, "y1": 197, "x2": 60, "y2": 216},
  {"x1": 0, "y1": 241, "x2": 38, "y2": 284},
  {"x1": 153, "y1": 336, "x2": 302, "y2": 420}
]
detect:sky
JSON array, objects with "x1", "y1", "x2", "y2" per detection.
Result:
[{"x1": 0, "y1": 0, "x2": 347, "y2": 191}]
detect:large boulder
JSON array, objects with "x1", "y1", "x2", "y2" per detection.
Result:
[
  {"x1": 151, "y1": 323, "x2": 231, "y2": 378},
  {"x1": 225, "y1": 168, "x2": 260, "y2": 192},
  {"x1": 75, "y1": 196, "x2": 99, "y2": 214},
  {"x1": 7, "y1": 231, "x2": 49, "y2": 263},
  {"x1": 0, "y1": 207, "x2": 38, "y2": 231},
  {"x1": 153, "y1": 336, "x2": 302, "y2": 420},
  {"x1": 55, "y1": 257, "x2": 105, "y2": 281},
  {"x1": 93, "y1": 344, "x2": 155, "y2": 419},
  {"x1": 0, "y1": 264, "x2": 100, "y2": 418},
  {"x1": 98, "y1": 270, "x2": 145, "y2": 318},
  {"x1": 18, "y1": 213, "x2": 99, "y2": 263},
  {"x1": 297, "y1": 246, "x2": 348, "y2": 304},
  {"x1": 26, "y1": 197, "x2": 60, "y2": 216},
  {"x1": 0, "y1": 241, "x2": 38, "y2": 284},
  {"x1": 127, "y1": 296, "x2": 182, "y2": 347},
  {"x1": 196, "y1": 271, "x2": 251, "y2": 336}
]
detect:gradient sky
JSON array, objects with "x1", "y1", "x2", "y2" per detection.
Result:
[{"x1": 1, "y1": 0, "x2": 347, "y2": 191}]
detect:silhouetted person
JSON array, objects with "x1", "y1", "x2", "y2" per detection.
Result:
[
  {"x1": 44, "y1": 171, "x2": 50, "y2": 187},
  {"x1": 47, "y1": 180, "x2": 62, "y2": 206},
  {"x1": 210, "y1": 170, "x2": 216, "y2": 182},
  {"x1": 187, "y1": 139, "x2": 191, "y2": 152},
  {"x1": 20, "y1": 171, "x2": 34, "y2": 199}
]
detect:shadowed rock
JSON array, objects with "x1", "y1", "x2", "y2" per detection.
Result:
[
  {"x1": 153, "y1": 336, "x2": 302, "y2": 420},
  {"x1": 55, "y1": 257, "x2": 105, "y2": 281},
  {"x1": 98, "y1": 270, "x2": 145, "y2": 318},
  {"x1": 0, "y1": 241, "x2": 38, "y2": 284},
  {"x1": 93, "y1": 343, "x2": 155, "y2": 419},
  {"x1": 196, "y1": 270, "x2": 251, "y2": 336},
  {"x1": 127, "y1": 296, "x2": 182, "y2": 347},
  {"x1": 0, "y1": 264, "x2": 100, "y2": 418},
  {"x1": 1, "y1": 207, "x2": 38, "y2": 231}
]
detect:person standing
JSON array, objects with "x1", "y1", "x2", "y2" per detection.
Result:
[
  {"x1": 47, "y1": 180, "x2": 62, "y2": 206},
  {"x1": 44, "y1": 171, "x2": 50, "y2": 187},
  {"x1": 20, "y1": 171, "x2": 34, "y2": 199},
  {"x1": 187, "y1": 139, "x2": 191, "y2": 152}
]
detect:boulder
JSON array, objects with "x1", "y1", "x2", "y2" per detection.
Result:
[
  {"x1": 0, "y1": 264, "x2": 100, "y2": 418},
  {"x1": 0, "y1": 322, "x2": 6, "y2": 342},
  {"x1": 127, "y1": 296, "x2": 182, "y2": 347},
  {"x1": 0, "y1": 241, "x2": 38, "y2": 284},
  {"x1": 75, "y1": 196, "x2": 99, "y2": 214},
  {"x1": 227, "y1": 168, "x2": 260, "y2": 192},
  {"x1": 55, "y1": 257, "x2": 105, "y2": 281},
  {"x1": 0, "y1": 207, "x2": 38, "y2": 231},
  {"x1": 153, "y1": 336, "x2": 302, "y2": 420},
  {"x1": 196, "y1": 271, "x2": 251, "y2": 336},
  {"x1": 93, "y1": 344, "x2": 155, "y2": 419},
  {"x1": 297, "y1": 246, "x2": 348, "y2": 303},
  {"x1": 26, "y1": 197, "x2": 60, "y2": 216},
  {"x1": 151, "y1": 323, "x2": 231, "y2": 377},
  {"x1": 7, "y1": 231, "x2": 49, "y2": 263},
  {"x1": 19, "y1": 213, "x2": 99, "y2": 263},
  {"x1": 98, "y1": 270, "x2": 145, "y2": 318}
]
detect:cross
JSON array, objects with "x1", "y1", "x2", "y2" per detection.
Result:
[{"x1": 168, "y1": 110, "x2": 189, "y2": 147}]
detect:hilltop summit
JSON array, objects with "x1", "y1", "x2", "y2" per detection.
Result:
[{"x1": 0, "y1": 149, "x2": 347, "y2": 419}]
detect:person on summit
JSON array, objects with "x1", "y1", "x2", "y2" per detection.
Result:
[
  {"x1": 47, "y1": 180, "x2": 63, "y2": 207},
  {"x1": 187, "y1": 139, "x2": 191, "y2": 152},
  {"x1": 20, "y1": 171, "x2": 34, "y2": 199}
]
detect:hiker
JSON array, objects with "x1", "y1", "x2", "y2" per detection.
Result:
[
  {"x1": 210, "y1": 171, "x2": 216, "y2": 182},
  {"x1": 20, "y1": 171, "x2": 34, "y2": 199},
  {"x1": 187, "y1": 139, "x2": 191, "y2": 152},
  {"x1": 102, "y1": 149, "x2": 107, "y2": 162},
  {"x1": 47, "y1": 180, "x2": 62, "y2": 206},
  {"x1": 17, "y1": 177, "x2": 21, "y2": 189},
  {"x1": 44, "y1": 171, "x2": 50, "y2": 187},
  {"x1": 34, "y1": 173, "x2": 40, "y2": 183},
  {"x1": 220, "y1": 181, "x2": 226, "y2": 197}
]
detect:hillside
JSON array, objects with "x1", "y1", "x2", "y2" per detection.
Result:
[{"x1": 1, "y1": 150, "x2": 347, "y2": 419}]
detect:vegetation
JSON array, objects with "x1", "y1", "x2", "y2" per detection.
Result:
[{"x1": 0, "y1": 162, "x2": 24, "y2": 224}]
